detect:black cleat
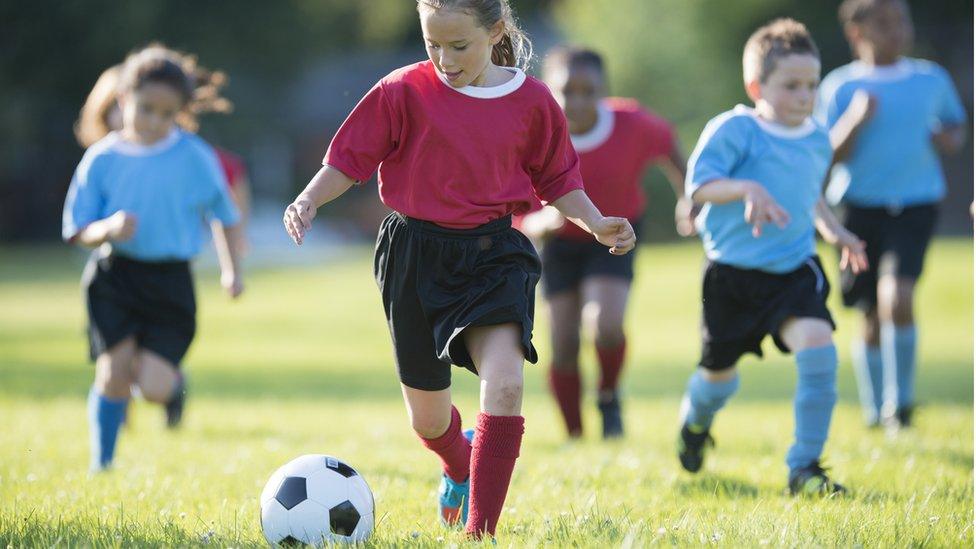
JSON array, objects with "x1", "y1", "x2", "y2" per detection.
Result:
[
  {"x1": 165, "y1": 374, "x2": 187, "y2": 429},
  {"x1": 677, "y1": 423, "x2": 713, "y2": 473},
  {"x1": 598, "y1": 394, "x2": 624, "y2": 439},
  {"x1": 885, "y1": 405, "x2": 914, "y2": 429},
  {"x1": 788, "y1": 461, "x2": 847, "y2": 496}
]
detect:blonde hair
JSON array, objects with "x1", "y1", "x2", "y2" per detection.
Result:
[
  {"x1": 75, "y1": 65, "x2": 123, "y2": 148},
  {"x1": 742, "y1": 18, "x2": 820, "y2": 84},
  {"x1": 75, "y1": 44, "x2": 234, "y2": 147},
  {"x1": 417, "y1": 0, "x2": 533, "y2": 70}
]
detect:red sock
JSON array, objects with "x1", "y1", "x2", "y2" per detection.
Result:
[
  {"x1": 548, "y1": 367, "x2": 582, "y2": 437},
  {"x1": 596, "y1": 339, "x2": 626, "y2": 392},
  {"x1": 465, "y1": 413, "x2": 524, "y2": 538},
  {"x1": 418, "y1": 405, "x2": 471, "y2": 483}
]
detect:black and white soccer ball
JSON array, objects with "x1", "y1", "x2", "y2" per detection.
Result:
[{"x1": 260, "y1": 454, "x2": 374, "y2": 546}]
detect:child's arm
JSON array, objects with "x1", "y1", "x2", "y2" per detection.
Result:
[
  {"x1": 932, "y1": 124, "x2": 966, "y2": 155},
  {"x1": 691, "y1": 179, "x2": 790, "y2": 237},
  {"x1": 71, "y1": 210, "x2": 137, "y2": 247},
  {"x1": 549, "y1": 189, "x2": 635, "y2": 255},
  {"x1": 661, "y1": 146, "x2": 697, "y2": 237},
  {"x1": 211, "y1": 221, "x2": 244, "y2": 298},
  {"x1": 829, "y1": 90, "x2": 876, "y2": 164},
  {"x1": 283, "y1": 165, "x2": 357, "y2": 245},
  {"x1": 814, "y1": 197, "x2": 868, "y2": 273}
]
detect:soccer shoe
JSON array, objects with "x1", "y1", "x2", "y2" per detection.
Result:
[
  {"x1": 883, "y1": 405, "x2": 914, "y2": 430},
  {"x1": 165, "y1": 373, "x2": 187, "y2": 429},
  {"x1": 597, "y1": 394, "x2": 624, "y2": 439},
  {"x1": 677, "y1": 423, "x2": 713, "y2": 473},
  {"x1": 788, "y1": 461, "x2": 847, "y2": 496},
  {"x1": 438, "y1": 429, "x2": 475, "y2": 527}
]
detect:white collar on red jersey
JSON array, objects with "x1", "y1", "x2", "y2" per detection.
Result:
[
  {"x1": 437, "y1": 67, "x2": 526, "y2": 98},
  {"x1": 109, "y1": 128, "x2": 182, "y2": 156},
  {"x1": 736, "y1": 105, "x2": 817, "y2": 139},
  {"x1": 570, "y1": 102, "x2": 615, "y2": 152}
]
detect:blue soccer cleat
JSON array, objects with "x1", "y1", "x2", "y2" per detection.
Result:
[{"x1": 439, "y1": 429, "x2": 475, "y2": 527}]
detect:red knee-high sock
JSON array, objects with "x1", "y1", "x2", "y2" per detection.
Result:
[
  {"x1": 465, "y1": 413, "x2": 524, "y2": 538},
  {"x1": 418, "y1": 405, "x2": 471, "y2": 483},
  {"x1": 548, "y1": 367, "x2": 582, "y2": 437},
  {"x1": 597, "y1": 339, "x2": 627, "y2": 393}
]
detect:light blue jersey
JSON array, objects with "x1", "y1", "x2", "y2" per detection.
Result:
[
  {"x1": 63, "y1": 129, "x2": 239, "y2": 261},
  {"x1": 687, "y1": 105, "x2": 832, "y2": 273},
  {"x1": 816, "y1": 58, "x2": 966, "y2": 208}
]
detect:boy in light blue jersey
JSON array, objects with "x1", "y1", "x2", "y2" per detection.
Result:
[
  {"x1": 816, "y1": 0, "x2": 967, "y2": 430},
  {"x1": 62, "y1": 45, "x2": 244, "y2": 472},
  {"x1": 676, "y1": 18, "x2": 868, "y2": 496}
]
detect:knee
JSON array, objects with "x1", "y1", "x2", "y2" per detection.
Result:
[
  {"x1": 699, "y1": 366, "x2": 737, "y2": 383},
  {"x1": 137, "y1": 380, "x2": 174, "y2": 404},
  {"x1": 95, "y1": 359, "x2": 132, "y2": 398},
  {"x1": 411, "y1": 412, "x2": 451, "y2": 440},
  {"x1": 788, "y1": 324, "x2": 834, "y2": 353},
  {"x1": 486, "y1": 374, "x2": 524, "y2": 414},
  {"x1": 890, "y1": 286, "x2": 915, "y2": 324}
]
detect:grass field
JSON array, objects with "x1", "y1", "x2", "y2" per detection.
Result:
[{"x1": 0, "y1": 239, "x2": 972, "y2": 547}]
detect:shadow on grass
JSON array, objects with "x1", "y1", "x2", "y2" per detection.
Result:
[{"x1": 673, "y1": 473, "x2": 761, "y2": 499}]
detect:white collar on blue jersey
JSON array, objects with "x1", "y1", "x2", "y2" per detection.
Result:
[
  {"x1": 852, "y1": 58, "x2": 911, "y2": 82},
  {"x1": 437, "y1": 67, "x2": 526, "y2": 99},
  {"x1": 109, "y1": 128, "x2": 182, "y2": 156},
  {"x1": 735, "y1": 105, "x2": 817, "y2": 139},
  {"x1": 571, "y1": 102, "x2": 615, "y2": 153}
]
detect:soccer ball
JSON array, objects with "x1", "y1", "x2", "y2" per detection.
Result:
[{"x1": 260, "y1": 454, "x2": 374, "y2": 546}]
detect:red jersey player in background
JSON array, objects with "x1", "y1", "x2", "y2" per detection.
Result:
[{"x1": 520, "y1": 46, "x2": 694, "y2": 440}]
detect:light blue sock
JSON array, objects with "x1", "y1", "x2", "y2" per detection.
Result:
[
  {"x1": 786, "y1": 345, "x2": 838, "y2": 472},
  {"x1": 881, "y1": 323, "x2": 917, "y2": 413},
  {"x1": 851, "y1": 341, "x2": 883, "y2": 424},
  {"x1": 680, "y1": 370, "x2": 739, "y2": 430},
  {"x1": 87, "y1": 386, "x2": 128, "y2": 471}
]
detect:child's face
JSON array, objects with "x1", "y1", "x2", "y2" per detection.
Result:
[
  {"x1": 420, "y1": 7, "x2": 503, "y2": 87},
  {"x1": 545, "y1": 64, "x2": 606, "y2": 133},
  {"x1": 855, "y1": 1, "x2": 913, "y2": 60},
  {"x1": 754, "y1": 54, "x2": 820, "y2": 126},
  {"x1": 120, "y1": 82, "x2": 183, "y2": 144}
]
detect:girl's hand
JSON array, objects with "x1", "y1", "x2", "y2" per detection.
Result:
[
  {"x1": 590, "y1": 216, "x2": 636, "y2": 255},
  {"x1": 106, "y1": 211, "x2": 137, "y2": 242},
  {"x1": 835, "y1": 228, "x2": 868, "y2": 274},
  {"x1": 742, "y1": 182, "x2": 790, "y2": 237},
  {"x1": 283, "y1": 196, "x2": 317, "y2": 245},
  {"x1": 675, "y1": 197, "x2": 698, "y2": 237},
  {"x1": 221, "y1": 270, "x2": 244, "y2": 299}
]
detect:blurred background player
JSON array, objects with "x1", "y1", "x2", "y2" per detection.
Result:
[
  {"x1": 283, "y1": 0, "x2": 634, "y2": 538},
  {"x1": 76, "y1": 62, "x2": 252, "y2": 260},
  {"x1": 75, "y1": 57, "x2": 253, "y2": 429},
  {"x1": 520, "y1": 46, "x2": 693, "y2": 440},
  {"x1": 816, "y1": 0, "x2": 967, "y2": 430},
  {"x1": 63, "y1": 45, "x2": 244, "y2": 472},
  {"x1": 677, "y1": 19, "x2": 868, "y2": 495}
]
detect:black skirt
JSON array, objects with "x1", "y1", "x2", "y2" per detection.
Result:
[
  {"x1": 82, "y1": 252, "x2": 196, "y2": 365},
  {"x1": 373, "y1": 212, "x2": 541, "y2": 391}
]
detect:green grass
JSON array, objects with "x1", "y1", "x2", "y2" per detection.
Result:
[{"x1": 0, "y1": 240, "x2": 972, "y2": 547}]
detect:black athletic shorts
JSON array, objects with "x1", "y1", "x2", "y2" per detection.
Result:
[
  {"x1": 82, "y1": 252, "x2": 196, "y2": 365},
  {"x1": 699, "y1": 256, "x2": 835, "y2": 371},
  {"x1": 373, "y1": 212, "x2": 542, "y2": 391},
  {"x1": 540, "y1": 221, "x2": 640, "y2": 297},
  {"x1": 839, "y1": 203, "x2": 938, "y2": 311}
]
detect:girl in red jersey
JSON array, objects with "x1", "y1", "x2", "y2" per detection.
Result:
[
  {"x1": 283, "y1": 1, "x2": 635, "y2": 538},
  {"x1": 521, "y1": 47, "x2": 693, "y2": 440}
]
